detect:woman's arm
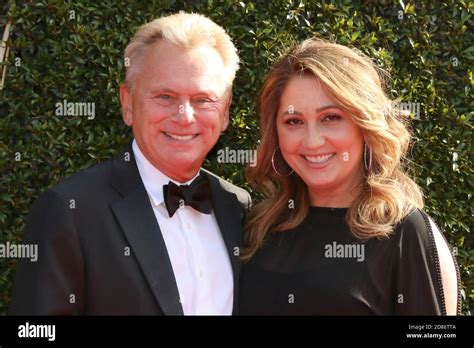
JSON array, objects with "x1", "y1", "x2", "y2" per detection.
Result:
[{"x1": 428, "y1": 217, "x2": 459, "y2": 315}]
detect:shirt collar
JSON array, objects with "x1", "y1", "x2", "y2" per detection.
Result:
[{"x1": 132, "y1": 139, "x2": 201, "y2": 208}]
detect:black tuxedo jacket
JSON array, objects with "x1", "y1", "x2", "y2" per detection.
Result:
[{"x1": 9, "y1": 143, "x2": 251, "y2": 315}]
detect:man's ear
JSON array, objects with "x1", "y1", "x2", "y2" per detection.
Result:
[
  {"x1": 221, "y1": 91, "x2": 232, "y2": 132},
  {"x1": 119, "y1": 84, "x2": 133, "y2": 126}
]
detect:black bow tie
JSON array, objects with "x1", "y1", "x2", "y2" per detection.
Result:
[{"x1": 163, "y1": 173, "x2": 213, "y2": 218}]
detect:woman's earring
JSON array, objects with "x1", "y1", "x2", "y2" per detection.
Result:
[
  {"x1": 271, "y1": 147, "x2": 294, "y2": 177},
  {"x1": 364, "y1": 143, "x2": 372, "y2": 172}
]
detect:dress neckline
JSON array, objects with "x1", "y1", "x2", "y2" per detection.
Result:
[{"x1": 309, "y1": 206, "x2": 349, "y2": 215}]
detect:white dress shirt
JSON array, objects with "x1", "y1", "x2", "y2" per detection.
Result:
[{"x1": 132, "y1": 139, "x2": 234, "y2": 315}]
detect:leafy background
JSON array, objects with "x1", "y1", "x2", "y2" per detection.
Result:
[{"x1": 0, "y1": 0, "x2": 472, "y2": 315}]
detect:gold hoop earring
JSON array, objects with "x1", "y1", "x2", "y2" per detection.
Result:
[{"x1": 271, "y1": 147, "x2": 294, "y2": 177}]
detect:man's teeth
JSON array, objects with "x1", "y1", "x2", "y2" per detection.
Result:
[
  {"x1": 166, "y1": 132, "x2": 195, "y2": 140},
  {"x1": 304, "y1": 153, "x2": 335, "y2": 164}
]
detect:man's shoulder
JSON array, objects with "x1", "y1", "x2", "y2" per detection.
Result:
[
  {"x1": 51, "y1": 157, "x2": 115, "y2": 196},
  {"x1": 25, "y1": 155, "x2": 123, "y2": 222},
  {"x1": 50, "y1": 144, "x2": 136, "y2": 197},
  {"x1": 202, "y1": 169, "x2": 252, "y2": 208}
]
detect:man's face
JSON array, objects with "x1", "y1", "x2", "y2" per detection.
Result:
[{"x1": 120, "y1": 40, "x2": 231, "y2": 182}]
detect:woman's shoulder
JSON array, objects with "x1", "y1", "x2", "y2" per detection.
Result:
[
  {"x1": 367, "y1": 208, "x2": 438, "y2": 268},
  {"x1": 390, "y1": 207, "x2": 456, "y2": 256},
  {"x1": 395, "y1": 207, "x2": 429, "y2": 230},
  {"x1": 392, "y1": 208, "x2": 435, "y2": 245}
]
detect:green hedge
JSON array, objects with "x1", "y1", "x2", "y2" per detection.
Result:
[{"x1": 1, "y1": 0, "x2": 472, "y2": 315}]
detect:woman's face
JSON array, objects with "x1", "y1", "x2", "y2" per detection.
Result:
[{"x1": 276, "y1": 76, "x2": 365, "y2": 203}]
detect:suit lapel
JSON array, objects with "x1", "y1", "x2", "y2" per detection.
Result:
[
  {"x1": 203, "y1": 171, "x2": 244, "y2": 314},
  {"x1": 110, "y1": 144, "x2": 183, "y2": 315}
]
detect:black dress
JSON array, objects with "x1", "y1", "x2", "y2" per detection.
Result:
[{"x1": 239, "y1": 207, "x2": 460, "y2": 315}]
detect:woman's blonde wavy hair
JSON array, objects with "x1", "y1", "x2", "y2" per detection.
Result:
[{"x1": 242, "y1": 37, "x2": 424, "y2": 261}]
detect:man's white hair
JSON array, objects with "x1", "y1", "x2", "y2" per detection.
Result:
[{"x1": 124, "y1": 12, "x2": 240, "y2": 90}]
